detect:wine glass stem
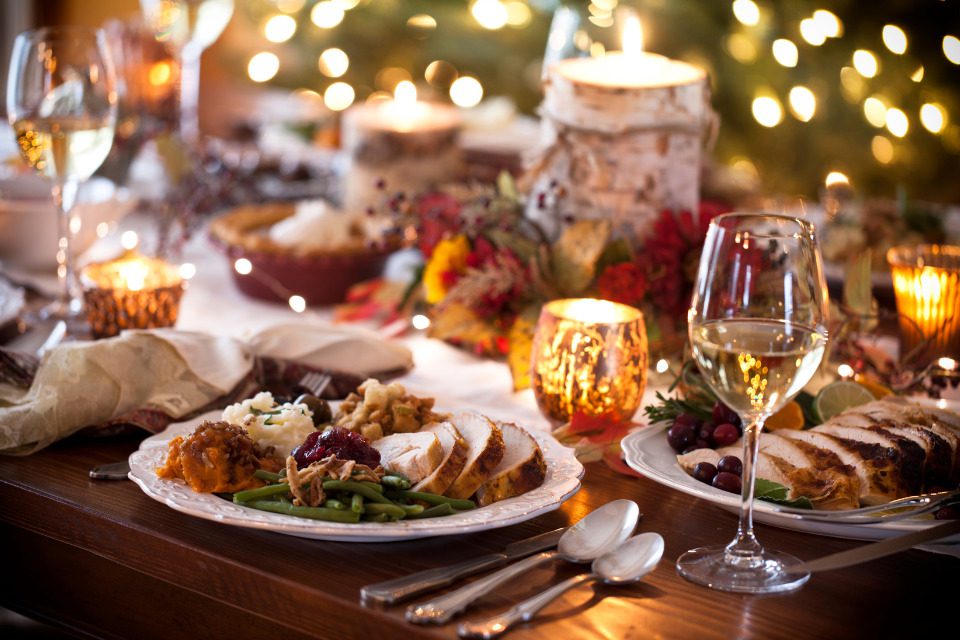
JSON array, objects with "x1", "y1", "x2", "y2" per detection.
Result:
[
  {"x1": 725, "y1": 418, "x2": 764, "y2": 567},
  {"x1": 52, "y1": 180, "x2": 81, "y2": 315},
  {"x1": 179, "y1": 45, "x2": 201, "y2": 144}
]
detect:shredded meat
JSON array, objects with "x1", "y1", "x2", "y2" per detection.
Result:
[
  {"x1": 157, "y1": 421, "x2": 280, "y2": 493},
  {"x1": 281, "y1": 454, "x2": 384, "y2": 506}
]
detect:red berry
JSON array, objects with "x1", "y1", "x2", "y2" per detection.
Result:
[
  {"x1": 712, "y1": 423, "x2": 740, "y2": 447},
  {"x1": 712, "y1": 472, "x2": 742, "y2": 494},
  {"x1": 291, "y1": 427, "x2": 381, "y2": 469},
  {"x1": 717, "y1": 455, "x2": 743, "y2": 476},
  {"x1": 667, "y1": 422, "x2": 697, "y2": 452},
  {"x1": 692, "y1": 462, "x2": 718, "y2": 484}
]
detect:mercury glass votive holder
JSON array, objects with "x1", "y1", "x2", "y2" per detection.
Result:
[
  {"x1": 887, "y1": 244, "x2": 960, "y2": 362},
  {"x1": 81, "y1": 252, "x2": 185, "y2": 339},
  {"x1": 531, "y1": 298, "x2": 648, "y2": 425}
]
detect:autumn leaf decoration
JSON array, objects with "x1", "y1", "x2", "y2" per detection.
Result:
[{"x1": 552, "y1": 411, "x2": 644, "y2": 477}]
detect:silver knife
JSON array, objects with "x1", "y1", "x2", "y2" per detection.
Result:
[
  {"x1": 360, "y1": 528, "x2": 566, "y2": 605},
  {"x1": 788, "y1": 518, "x2": 960, "y2": 573}
]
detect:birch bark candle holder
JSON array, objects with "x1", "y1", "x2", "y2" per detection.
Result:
[
  {"x1": 527, "y1": 17, "x2": 713, "y2": 246},
  {"x1": 340, "y1": 82, "x2": 462, "y2": 212}
]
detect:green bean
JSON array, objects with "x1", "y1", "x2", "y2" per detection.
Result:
[
  {"x1": 254, "y1": 469, "x2": 281, "y2": 482},
  {"x1": 381, "y1": 474, "x2": 411, "y2": 490},
  {"x1": 360, "y1": 481, "x2": 384, "y2": 494},
  {"x1": 323, "y1": 499, "x2": 347, "y2": 510},
  {"x1": 322, "y1": 480, "x2": 393, "y2": 504},
  {"x1": 351, "y1": 492, "x2": 365, "y2": 513},
  {"x1": 243, "y1": 500, "x2": 361, "y2": 523},
  {"x1": 364, "y1": 512, "x2": 389, "y2": 522},
  {"x1": 363, "y1": 503, "x2": 407, "y2": 519},
  {"x1": 233, "y1": 483, "x2": 296, "y2": 502},
  {"x1": 391, "y1": 491, "x2": 476, "y2": 511},
  {"x1": 399, "y1": 503, "x2": 425, "y2": 516},
  {"x1": 406, "y1": 503, "x2": 455, "y2": 519}
]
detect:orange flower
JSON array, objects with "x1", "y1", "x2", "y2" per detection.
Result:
[{"x1": 423, "y1": 235, "x2": 470, "y2": 303}]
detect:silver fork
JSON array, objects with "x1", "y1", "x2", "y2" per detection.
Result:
[
  {"x1": 297, "y1": 371, "x2": 332, "y2": 398},
  {"x1": 771, "y1": 488, "x2": 960, "y2": 524}
]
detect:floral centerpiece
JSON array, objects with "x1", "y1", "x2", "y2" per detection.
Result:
[{"x1": 337, "y1": 174, "x2": 731, "y2": 390}]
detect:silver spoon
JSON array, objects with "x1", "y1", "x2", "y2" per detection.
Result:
[
  {"x1": 406, "y1": 499, "x2": 641, "y2": 625},
  {"x1": 458, "y1": 532, "x2": 664, "y2": 638}
]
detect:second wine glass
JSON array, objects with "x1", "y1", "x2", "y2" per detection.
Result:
[
  {"x1": 139, "y1": 0, "x2": 234, "y2": 143},
  {"x1": 6, "y1": 26, "x2": 118, "y2": 326},
  {"x1": 678, "y1": 212, "x2": 829, "y2": 593}
]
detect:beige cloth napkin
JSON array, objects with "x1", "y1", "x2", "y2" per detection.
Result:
[{"x1": 0, "y1": 323, "x2": 413, "y2": 455}]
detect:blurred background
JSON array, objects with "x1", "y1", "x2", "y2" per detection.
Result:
[{"x1": 1, "y1": 0, "x2": 958, "y2": 203}]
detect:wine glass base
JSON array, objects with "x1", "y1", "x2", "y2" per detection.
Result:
[
  {"x1": 21, "y1": 299, "x2": 91, "y2": 352},
  {"x1": 676, "y1": 545, "x2": 810, "y2": 594}
]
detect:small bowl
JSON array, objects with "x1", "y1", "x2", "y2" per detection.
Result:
[
  {"x1": 208, "y1": 202, "x2": 399, "y2": 306},
  {"x1": 0, "y1": 176, "x2": 136, "y2": 270}
]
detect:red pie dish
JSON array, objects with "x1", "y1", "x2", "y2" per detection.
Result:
[{"x1": 208, "y1": 203, "x2": 401, "y2": 306}]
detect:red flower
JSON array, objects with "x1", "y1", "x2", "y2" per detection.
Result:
[
  {"x1": 416, "y1": 192, "x2": 463, "y2": 258},
  {"x1": 597, "y1": 262, "x2": 648, "y2": 306},
  {"x1": 640, "y1": 201, "x2": 730, "y2": 315}
]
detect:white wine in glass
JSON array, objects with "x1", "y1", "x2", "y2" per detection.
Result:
[
  {"x1": 678, "y1": 213, "x2": 829, "y2": 594},
  {"x1": 6, "y1": 26, "x2": 118, "y2": 326},
  {"x1": 139, "y1": 0, "x2": 235, "y2": 143}
]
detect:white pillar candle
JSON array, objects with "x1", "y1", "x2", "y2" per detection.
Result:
[
  {"x1": 527, "y1": 17, "x2": 713, "y2": 245},
  {"x1": 340, "y1": 82, "x2": 462, "y2": 212}
]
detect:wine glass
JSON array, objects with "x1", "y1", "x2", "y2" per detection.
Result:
[
  {"x1": 678, "y1": 212, "x2": 829, "y2": 593},
  {"x1": 139, "y1": 0, "x2": 234, "y2": 143},
  {"x1": 6, "y1": 26, "x2": 118, "y2": 326}
]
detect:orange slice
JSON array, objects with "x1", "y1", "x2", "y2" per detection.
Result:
[
  {"x1": 764, "y1": 401, "x2": 805, "y2": 430},
  {"x1": 854, "y1": 374, "x2": 893, "y2": 399}
]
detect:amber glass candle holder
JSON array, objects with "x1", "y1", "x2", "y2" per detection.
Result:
[
  {"x1": 530, "y1": 298, "x2": 648, "y2": 425},
  {"x1": 81, "y1": 251, "x2": 185, "y2": 338},
  {"x1": 887, "y1": 245, "x2": 960, "y2": 363}
]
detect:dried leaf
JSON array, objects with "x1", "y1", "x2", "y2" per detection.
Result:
[
  {"x1": 497, "y1": 170, "x2": 520, "y2": 203},
  {"x1": 485, "y1": 228, "x2": 540, "y2": 263},
  {"x1": 427, "y1": 303, "x2": 502, "y2": 353},
  {"x1": 843, "y1": 250, "x2": 878, "y2": 331},
  {"x1": 550, "y1": 219, "x2": 612, "y2": 296},
  {"x1": 506, "y1": 304, "x2": 541, "y2": 391}
]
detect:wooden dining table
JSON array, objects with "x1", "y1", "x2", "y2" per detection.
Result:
[
  {"x1": 3, "y1": 211, "x2": 958, "y2": 640},
  {"x1": 1, "y1": 426, "x2": 956, "y2": 640}
]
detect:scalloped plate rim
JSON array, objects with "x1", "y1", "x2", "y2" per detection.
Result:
[
  {"x1": 129, "y1": 411, "x2": 584, "y2": 542},
  {"x1": 621, "y1": 397, "x2": 960, "y2": 543}
]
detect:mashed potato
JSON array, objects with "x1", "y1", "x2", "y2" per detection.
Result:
[{"x1": 222, "y1": 391, "x2": 315, "y2": 458}]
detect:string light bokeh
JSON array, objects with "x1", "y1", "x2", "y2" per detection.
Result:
[{"x1": 211, "y1": 0, "x2": 959, "y2": 201}]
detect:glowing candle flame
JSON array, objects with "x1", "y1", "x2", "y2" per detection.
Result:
[{"x1": 622, "y1": 15, "x2": 643, "y2": 56}]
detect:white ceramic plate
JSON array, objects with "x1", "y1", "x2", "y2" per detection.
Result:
[
  {"x1": 621, "y1": 416, "x2": 960, "y2": 544},
  {"x1": 129, "y1": 411, "x2": 584, "y2": 542}
]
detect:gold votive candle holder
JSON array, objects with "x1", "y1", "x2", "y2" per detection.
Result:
[
  {"x1": 887, "y1": 244, "x2": 960, "y2": 362},
  {"x1": 530, "y1": 298, "x2": 648, "y2": 425},
  {"x1": 81, "y1": 251, "x2": 185, "y2": 339}
]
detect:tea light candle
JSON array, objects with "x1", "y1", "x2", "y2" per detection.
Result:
[
  {"x1": 81, "y1": 251, "x2": 185, "y2": 338},
  {"x1": 530, "y1": 298, "x2": 649, "y2": 425},
  {"x1": 340, "y1": 81, "x2": 462, "y2": 212},
  {"x1": 529, "y1": 15, "x2": 712, "y2": 245},
  {"x1": 888, "y1": 244, "x2": 960, "y2": 362}
]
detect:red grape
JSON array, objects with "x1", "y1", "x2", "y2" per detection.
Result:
[
  {"x1": 712, "y1": 423, "x2": 740, "y2": 447},
  {"x1": 717, "y1": 455, "x2": 743, "y2": 476},
  {"x1": 712, "y1": 402, "x2": 741, "y2": 428},
  {"x1": 693, "y1": 462, "x2": 718, "y2": 483},
  {"x1": 667, "y1": 422, "x2": 697, "y2": 452},
  {"x1": 712, "y1": 471, "x2": 742, "y2": 493}
]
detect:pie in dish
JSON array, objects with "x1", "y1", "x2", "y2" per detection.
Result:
[{"x1": 208, "y1": 199, "x2": 403, "y2": 306}]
